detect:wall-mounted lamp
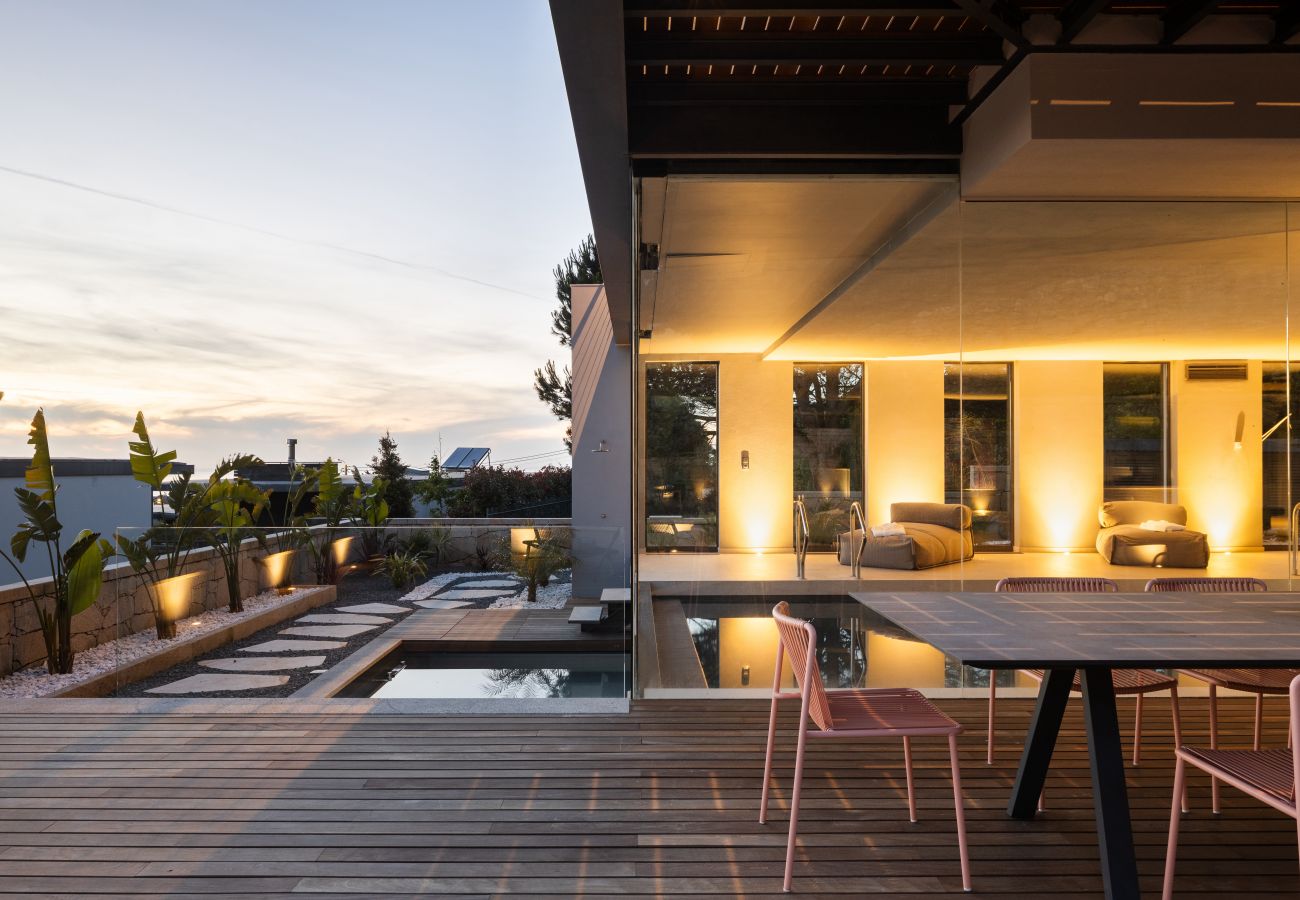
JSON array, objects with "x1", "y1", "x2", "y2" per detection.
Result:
[
  {"x1": 592, "y1": 440, "x2": 610, "y2": 453},
  {"x1": 1234, "y1": 411, "x2": 1245, "y2": 451},
  {"x1": 741, "y1": 450, "x2": 750, "y2": 470},
  {"x1": 741, "y1": 665, "x2": 751, "y2": 686}
]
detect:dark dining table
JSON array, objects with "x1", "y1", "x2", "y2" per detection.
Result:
[{"x1": 851, "y1": 590, "x2": 1300, "y2": 900}]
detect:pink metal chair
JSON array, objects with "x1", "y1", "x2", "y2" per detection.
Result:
[
  {"x1": 1147, "y1": 576, "x2": 1297, "y2": 812},
  {"x1": 759, "y1": 601, "x2": 971, "y2": 892},
  {"x1": 988, "y1": 578, "x2": 1182, "y2": 771},
  {"x1": 1162, "y1": 672, "x2": 1300, "y2": 899}
]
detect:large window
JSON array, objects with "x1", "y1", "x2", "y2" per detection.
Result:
[
  {"x1": 1262, "y1": 363, "x2": 1298, "y2": 548},
  {"x1": 1103, "y1": 363, "x2": 1170, "y2": 502},
  {"x1": 944, "y1": 363, "x2": 1012, "y2": 551},
  {"x1": 793, "y1": 363, "x2": 863, "y2": 552},
  {"x1": 644, "y1": 362, "x2": 719, "y2": 552}
]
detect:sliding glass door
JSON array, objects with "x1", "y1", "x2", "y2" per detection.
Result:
[
  {"x1": 944, "y1": 362, "x2": 1012, "y2": 551},
  {"x1": 644, "y1": 362, "x2": 719, "y2": 551},
  {"x1": 793, "y1": 363, "x2": 863, "y2": 551},
  {"x1": 1103, "y1": 363, "x2": 1170, "y2": 502}
]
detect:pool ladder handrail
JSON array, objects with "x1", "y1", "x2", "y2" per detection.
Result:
[
  {"x1": 793, "y1": 498, "x2": 809, "y2": 580},
  {"x1": 1290, "y1": 501, "x2": 1300, "y2": 576},
  {"x1": 849, "y1": 501, "x2": 867, "y2": 579}
]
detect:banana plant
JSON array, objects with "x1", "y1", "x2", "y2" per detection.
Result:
[
  {"x1": 352, "y1": 468, "x2": 390, "y2": 560},
  {"x1": 205, "y1": 478, "x2": 269, "y2": 613},
  {"x1": 298, "y1": 458, "x2": 354, "y2": 584},
  {"x1": 0, "y1": 410, "x2": 112, "y2": 674}
]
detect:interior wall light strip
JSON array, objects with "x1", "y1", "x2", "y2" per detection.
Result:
[{"x1": 1138, "y1": 100, "x2": 1235, "y2": 106}]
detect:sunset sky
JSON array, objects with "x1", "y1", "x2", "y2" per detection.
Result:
[{"x1": 0, "y1": 0, "x2": 590, "y2": 475}]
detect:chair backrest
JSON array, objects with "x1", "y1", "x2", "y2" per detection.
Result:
[
  {"x1": 994, "y1": 577, "x2": 1119, "y2": 593},
  {"x1": 1292, "y1": 675, "x2": 1300, "y2": 802},
  {"x1": 771, "y1": 601, "x2": 834, "y2": 732},
  {"x1": 1144, "y1": 577, "x2": 1268, "y2": 593},
  {"x1": 1099, "y1": 500, "x2": 1188, "y2": 528},
  {"x1": 891, "y1": 502, "x2": 972, "y2": 532}
]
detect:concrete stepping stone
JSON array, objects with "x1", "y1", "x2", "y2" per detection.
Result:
[
  {"x1": 434, "y1": 588, "x2": 514, "y2": 601},
  {"x1": 338, "y1": 602, "x2": 409, "y2": 614},
  {"x1": 454, "y1": 580, "x2": 521, "y2": 589},
  {"x1": 146, "y1": 674, "x2": 288, "y2": 694},
  {"x1": 415, "y1": 598, "x2": 473, "y2": 610},
  {"x1": 296, "y1": 613, "x2": 391, "y2": 626},
  {"x1": 200, "y1": 656, "x2": 326, "y2": 672},
  {"x1": 242, "y1": 639, "x2": 347, "y2": 653},
  {"x1": 279, "y1": 623, "x2": 380, "y2": 639}
]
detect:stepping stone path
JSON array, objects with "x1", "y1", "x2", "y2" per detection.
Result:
[
  {"x1": 199, "y1": 656, "x2": 327, "y2": 672},
  {"x1": 296, "y1": 613, "x2": 391, "y2": 626},
  {"x1": 337, "y1": 603, "x2": 409, "y2": 615},
  {"x1": 147, "y1": 673, "x2": 289, "y2": 694},
  {"x1": 243, "y1": 639, "x2": 347, "y2": 653},
  {"x1": 145, "y1": 573, "x2": 529, "y2": 696},
  {"x1": 280, "y1": 624, "x2": 381, "y2": 639}
]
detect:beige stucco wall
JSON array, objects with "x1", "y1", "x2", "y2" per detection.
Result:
[
  {"x1": 1172, "y1": 361, "x2": 1264, "y2": 550},
  {"x1": 1013, "y1": 361, "x2": 1105, "y2": 550},
  {"x1": 865, "y1": 361, "x2": 946, "y2": 525}
]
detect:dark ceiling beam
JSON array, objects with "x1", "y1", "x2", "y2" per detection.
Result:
[
  {"x1": 1162, "y1": 0, "x2": 1219, "y2": 45},
  {"x1": 626, "y1": 37, "x2": 1005, "y2": 66},
  {"x1": 624, "y1": 2, "x2": 959, "y2": 15},
  {"x1": 550, "y1": 0, "x2": 635, "y2": 346},
  {"x1": 1056, "y1": 0, "x2": 1110, "y2": 45},
  {"x1": 627, "y1": 102, "x2": 960, "y2": 157},
  {"x1": 950, "y1": 0, "x2": 1028, "y2": 50},
  {"x1": 629, "y1": 78, "x2": 968, "y2": 105},
  {"x1": 1275, "y1": 4, "x2": 1300, "y2": 44}
]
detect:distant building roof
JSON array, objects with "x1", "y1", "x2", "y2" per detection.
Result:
[
  {"x1": 0, "y1": 458, "x2": 195, "y2": 479},
  {"x1": 443, "y1": 447, "x2": 491, "y2": 471}
]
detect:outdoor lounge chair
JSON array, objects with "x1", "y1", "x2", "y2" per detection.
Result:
[
  {"x1": 988, "y1": 578, "x2": 1183, "y2": 772},
  {"x1": 837, "y1": 502, "x2": 974, "y2": 570},
  {"x1": 1096, "y1": 500, "x2": 1209, "y2": 568},
  {"x1": 1162, "y1": 673, "x2": 1300, "y2": 900},
  {"x1": 1148, "y1": 576, "x2": 1299, "y2": 813},
  {"x1": 759, "y1": 601, "x2": 971, "y2": 892}
]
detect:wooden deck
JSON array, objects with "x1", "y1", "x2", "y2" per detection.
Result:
[{"x1": 0, "y1": 697, "x2": 1296, "y2": 897}]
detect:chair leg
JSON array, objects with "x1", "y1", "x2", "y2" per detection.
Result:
[
  {"x1": 1170, "y1": 685, "x2": 1187, "y2": 814},
  {"x1": 1133, "y1": 691, "x2": 1144, "y2": 766},
  {"x1": 782, "y1": 719, "x2": 810, "y2": 892},
  {"x1": 759, "y1": 694, "x2": 781, "y2": 825},
  {"x1": 987, "y1": 675, "x2": 997, "y2": 765},
  {"x1": 1254, "y1": 692, "x2": 1263, "y2": 751},
  {"x1": 1209, "y1": 684, "x2": 1221, "y2": 814},
  {"x1": 1162, "y1": 756, "x2": 1186, "y2": 900},
  {"x1": 948, "y1": 732, "x2": 972, "y2": 892},
  {"x1": 903, "y1": 736, "x2": 917, "y2": 823}
]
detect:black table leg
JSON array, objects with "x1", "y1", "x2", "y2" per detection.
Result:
[
  {"x1": 1080, "y1": 666, "x2": 1140, "y2": 900},
  {"x1": 1009, "y1": 667, "x2": 1075, "y2": 819}
]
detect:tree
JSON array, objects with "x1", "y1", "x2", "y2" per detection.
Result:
[
  {"x1": 413, "y1": 455, "x2": 453, "y2": 509},
  {"x1": 534, "y1": 235, "x2": 600, "y2": 450},
  {"x1": 369, "y1": 431, "x2": 414, "y2": 518}
]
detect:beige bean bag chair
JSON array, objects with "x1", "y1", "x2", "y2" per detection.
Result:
[
  {"x1": 838, "y1": 502, "x2": 974, "y2": 570},
  {"x1": 1096, "y1": 500, "x2": 1209, "y2": 568}
]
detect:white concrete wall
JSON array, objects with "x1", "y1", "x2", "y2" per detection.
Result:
[
  {"x1": 571, "y1": 284, "x2": 633, "y2": 597},
  {"x1": 865, "y1": 361, "x2": 946, "y2": 525},
  {"x1": 1013, "y1": 361, "x2": 1105, "y2": 550},
  {"x1": 0, "y1": 473, "x2": 151, "y2": 583}
]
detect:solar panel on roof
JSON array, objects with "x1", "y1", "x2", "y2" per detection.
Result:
[{"x1": 444, "y1": 447, "x2": 490, "y2": 470}]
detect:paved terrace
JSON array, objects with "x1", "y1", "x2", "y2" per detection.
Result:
[{"x1": 0, "y1": 698, "x2": 1295, "y2": 897}]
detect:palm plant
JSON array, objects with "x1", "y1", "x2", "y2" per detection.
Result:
[
  {"x1": 205, "y1": 478, "x2": 269, "y2": 613},
  {"x1": 0, "y1": 410, "x2": 112, "y2": 674},
  {"x1": 299, "y1": 458, "x2": 354, "y2": 584},
  {"x1": 351, "y1": 468, "x2": 390, "y2": 560},
  {"x1": 502, "y1": 528, "x2": 572, "y2": 603}
]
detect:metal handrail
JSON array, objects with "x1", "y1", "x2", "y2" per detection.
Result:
[
  {"x1": 848, "y1": 501, "x2": 867, "y2": 579},
  {"x1": 793, "y1": 498, "x2": 809, "y2": 579},
  {"x1": 1290, "y1": 501, "x2": 1300, "y2": 576}
]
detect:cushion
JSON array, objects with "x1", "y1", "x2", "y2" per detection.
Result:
[
  {"x1": 890, "y1": 502, "x2": 972, "y2": 532},
  {"x1": 1096, "y1": 524, "x2": 1209, "y2": 567},
  {"x1": 1099, "y1": 500, "x2": 1188, "y2": 528}
]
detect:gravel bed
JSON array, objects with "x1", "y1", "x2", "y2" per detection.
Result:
[{"x1": 0, "y1": 588, "x2": 310, "y2": 700}]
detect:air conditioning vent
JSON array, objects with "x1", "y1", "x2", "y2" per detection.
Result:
[{"x1": 1185, "y1": 361, "x2": 1248, "y2": 381}]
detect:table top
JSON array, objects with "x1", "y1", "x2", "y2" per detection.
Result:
[{"x1": 850, "y1": 591, "x2": 1300, "y2": 669}]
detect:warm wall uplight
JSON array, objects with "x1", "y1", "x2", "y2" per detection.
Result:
[
  {"x1": 260, "y1": 550, "x2": 296, "y2": 594},
  {"x1": 155, "y1": 572, "x2": 202, "y2": 623},
  {"x1": 330, "y1": 535, "x2": 355, "y2": 569},
  {"x1": 510, "y1": 527, "x2": 539, "y2": 557}
]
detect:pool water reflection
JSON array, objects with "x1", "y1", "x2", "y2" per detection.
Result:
[{"x1": 676, "y1": 596, "x2": 1021, "y2": 691}]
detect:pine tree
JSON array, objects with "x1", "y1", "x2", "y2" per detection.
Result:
[
  {"x1": 368, "y1": 431, "x2": 414, "y2": 517},
  {"x1": 534, "y1": 235, "x2": 600, "y2": 450}
]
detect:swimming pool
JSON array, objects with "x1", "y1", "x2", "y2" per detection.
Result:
[{"x1": 336, "y1": 649, "x2": 629, "y2": 699}]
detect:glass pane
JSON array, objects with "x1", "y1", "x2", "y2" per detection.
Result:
[
  {"x1": 1103, "y1": 363, "x2": 1169, "y2": 502},
  {"x1": 944, "y1": 362, "x2": 1012, "y2": 551},
  {"x1": 644, "y1": 361, "x2": 719, "y2": 551},
  {"x1": 793, "y1": 363, "x2": 863, "y2": 552},
  {"x1": 1261, "y1": 362, "x2": 1298, "y2": 549}
]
